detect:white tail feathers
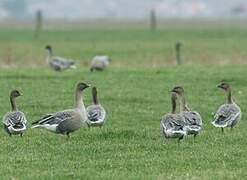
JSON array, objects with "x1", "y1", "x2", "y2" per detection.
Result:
[
  {"x1": 70, "y1": 65, "x2": 77, "y2": 69},
  {"x1": 211, "y1": 121, "x2": 227, "y2": 128}
]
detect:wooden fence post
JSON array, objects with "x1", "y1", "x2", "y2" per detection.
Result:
[
  {"x1": 175, "y1": 42, "x2": 182, "y2": 65},
  {"x1": 150, "y1": 9, "x2": 157, "y2": 31},
  {"x1": 34, "y1": 10, "x2": 43, "y2": 39}
]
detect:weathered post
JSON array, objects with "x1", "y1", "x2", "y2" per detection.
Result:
[
  {"x1": 150, "y1": 9, "x2": 157, "y2": 31},
  {"x1": 34, "y1": 10, "x2": 43, "y2": 39},
  {"x1": 3, "y1": 47, "x2": 12, "y2": 65},
  {"x1": 175, "y1": 42, "x2": 182, "y2": 65}
]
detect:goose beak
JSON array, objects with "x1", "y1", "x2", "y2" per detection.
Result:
[
  {"x1": 217, "y1": 84, "x2": 223, "y2": 89},
  {"x1": 170, "y1": 89, "x2": 176, "y2": 93}
]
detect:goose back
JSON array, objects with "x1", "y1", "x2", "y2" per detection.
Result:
[
  {"x1": 160, "y1": 113, "x2": 187, "y2": 138},
  {"x1": 212, "y1": 103, "x2": 241, "y2": 128},
  {"x1": 182, "y1": 111, "x2": 202, "y2": 135},
  {"x1": 86, "y1": 105, "x2": 106, "y2": 127},
  {"x1": 3, "y1": 111, "x2": 27, "y2": 135}
]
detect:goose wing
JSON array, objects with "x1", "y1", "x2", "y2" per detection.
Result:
[
  {"x1": 50, "y1": 56, "x2": 75, "y2": 70},
  {"x1": 32, "y1": 110, "x2": 74, "y2": 126},
  {"x1": 86, "y1": 105, "x2": 106, "y2": 122},
  {"x1": 212, "y1": 104, "x2": 241, "y2": 127},
  {"x1": 183, "y1": 111, "x2": 202, "y2": 126},
  {"x1": 161, "y1": 114, "x2": 187, "y2": 136},
  {"x1": 3, "y1": 111, "x2": 27, "y2": 128}
]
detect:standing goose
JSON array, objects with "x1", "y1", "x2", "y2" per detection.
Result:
[
  {"x1": 3, "y1": 90, "x2": 27, "y2": 136},
  {"x1": 90, "y1": 55, "x2": 111, "y2": 72},
  {"x1": 32, "y1": 82, "x2": 90, "y2": 137},
  {"x1": 86, "y1": 87, "x2": 106, "y2": 127},
  {"x1": 160, "y1": 91, "x2": 187, "y2": 143},
  {"x1": 45, "y1": 45, "x2": 76, "y2": 71},
  {"x1": 171, "y1": 86, "x2": 203, "y2": 139},
  {"x1": 212, "y1": 82, "x2": 241, "y2": 132}
]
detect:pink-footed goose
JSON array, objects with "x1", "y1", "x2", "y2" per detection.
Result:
[
  {"x1": 31, "y1": 82, "x2": 90, "y2": 137},
  {"x1": 3, "y1": 90, "x2": 27, "y2": 136},
  {"x1": 45, "y1": 45, "x2": 76, "y2": 71},
  {"x1": 86, "y1": 87, "x2": 106, "y2": 127},
  {"x1": 90, "y1": 55, "x2": 111, "y2": 72},
  {"x1": 171, "y1": 86, "x2": 203, "y2": 140},
  {"x1": 160, "y1": 91, "x2": 187, "y2": 143},
  {"x1": 212, "y1": 82, "x2": 241, "y2": 133}
]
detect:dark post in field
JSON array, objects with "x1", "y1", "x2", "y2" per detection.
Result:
[
  {"x1": 175, "y1": 42, "x2": 182, "y2": 65},
  {"x1": 34, "y1": 10, "x2": 43, "y2": 39},
  {"x1": 150, "y1": 9, "x2": 157, "y2": 31}
]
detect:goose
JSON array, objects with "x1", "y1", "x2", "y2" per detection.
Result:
[
  {"x1": 3, "y1": 90, "x2": 27, "y2": 136},
  {"x1": 90, "y1": 55, "x2": 111, "y2": 72},
  {"x1": 86, "y1": 87, "x2": 106, "y2": 127},
  {"x1": 171, "y1": 86, "x2": 203, "y2": 139},
  {"x1": 45, "y1": 45, "x2": 76, "y2": 71},
  {"x1": 31, "y1": 82, "x2": 90, "y2": 137},
  {"x1": 160, "y1": 91, "x2": 187, "y2": 143},
  {"x1": 212, "y1": 82, "x2": 241, "y2": 133}
]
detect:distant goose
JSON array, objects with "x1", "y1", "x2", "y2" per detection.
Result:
[
  {"x1": 86, "y1": 87, "x2": 106, "y2": 127},
  {"x1": 3, "y1": 90, "x2": 27, "y2": 136},
  {"x1": 32, "y1": 82, "x2": 90, "y2": 137},
  {"x1": 90, "y1": 55, "x2": 111, "y2": 72},
  {"x1": 212, "y1": 82, "x2": 241, "y2": 133},
  {"x1": 171, "y1": 86, "x2": 203, "y2": 139},
  {"x1": 45, "y1": 45, "x2": 76, "y2": 71},
  {"x1": 160, "y1": 92, "x2": 187, "y2": 143}
]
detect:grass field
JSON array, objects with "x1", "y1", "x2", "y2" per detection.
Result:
[{"x1": 0, "y1": 28, "x2": 247, "y2": 179}]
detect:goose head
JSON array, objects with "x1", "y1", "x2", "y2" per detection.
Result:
[
  {"x1": 45, "y1": 45, "x2": 52, "y2": 51},
  {"x1": 10, "y1": 90, "x2": 22, "y2": 98},
  {"x1": 171, "y1": 86, "x2": 184, "y2": 96},
  {"x1": 217, "y1": 82, "x2": 230, "y2": 91},
  {"x1": 77, "y1": 82, "x2": 90, "y2": 92}
]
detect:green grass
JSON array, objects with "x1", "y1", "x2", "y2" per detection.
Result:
[{"x1": 0, "y1": 29, "x2": 247, "y2": 179}]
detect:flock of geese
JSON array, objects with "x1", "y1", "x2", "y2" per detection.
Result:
[
  {"x1": 45, "y1": 45, "x2": 111, "y2": 72},
  {"x1": 3, "y1": 82, "x2": 106, "y2": 137},
  {"x1": 161, "y1": 82, "x2": 241, "y2": 143},
  {"x1": 2, "y1": 45, "x2": 242, "y2": 142}
]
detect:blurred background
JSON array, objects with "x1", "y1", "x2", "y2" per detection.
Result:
[
  {"x1": 0, "y1": 0, "x2": 247, "y2": 29},
  {"x1": 0, "y1": 0, "x2": 247, "y2": 68}
]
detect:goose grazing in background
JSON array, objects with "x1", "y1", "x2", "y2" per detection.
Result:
[
  {"x1": 3, "y1": 90, "x2": 27, "y2": 136},
  {"x1": 212, "y1": 82, "x2": 241, "y2": 133},
  {"x1": 45, "y1": 45, "x2": 76, "y2": 71},
  {"x1": 171, "y1": 86, "x2": 203, "y2": 139},
  {"x1": 86, "y1": 87, "x2": 106, "y2": 127},
  {"x1": 160, "y1": 91, "x2": 187, "y2": 143},
  {"x1": 32, "y1": 82, "x2": 90, "y2": 137},
  {"x1": 90, "y1": 55, "x2": 111, "y2": 72}
]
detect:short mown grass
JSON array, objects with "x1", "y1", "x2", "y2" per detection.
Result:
[{"x1": 0, "y1": 29, "x2": 246, "y2": 179}]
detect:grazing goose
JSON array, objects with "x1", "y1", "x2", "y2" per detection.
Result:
[
  {"x1": 160, "y1": 92, "x2": 187, "y2": 143},
  {"x1": 86, "y1": 87, "x2": 106, "y2": 127},
  {"x1": 90, "y1": 55, "x2": 111, "y2": 72},
  {"x1": 171, "y1": 86, "x2": 203, "y2": 139},
  {"x1": 45, "y1": 45, "x2": 76, "y2": 71},
  {"x1": 212, "y1": 82, "x2": 241, "y2": 132},
  {"x1": 3, "y1": 90, "x2": 27, "y2": 136},
  {"x1": 32, "y1": 82, "x2": 90, "y2": 137}
]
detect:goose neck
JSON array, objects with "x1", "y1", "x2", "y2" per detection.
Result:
[
  {"x1": 180, "y1": 94, "x2": 189, "y2": 112},
  {"x1": 171, "y1": 94, "x2": 176, "y2": 114},
  {"x1": 75, "y1": 89, "x2": 84, "y2": 109},
  {"x1": 92, "y1": 89, "x2": 99, "y2": 105},
  {"x1": 10, "y1": 96, "x2": 17, "y2": 111},
  {"x1": 226, "y1": 88, "x2": 233, "y2": 104}
]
